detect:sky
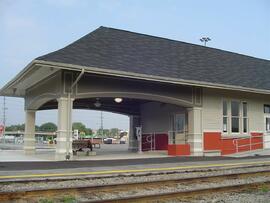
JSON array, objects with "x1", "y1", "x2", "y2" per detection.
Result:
[{"x1": 0, "y1": 0, "x2": 269, "y2": 130}]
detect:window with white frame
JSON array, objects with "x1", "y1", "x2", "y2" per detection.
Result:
[
  {"x1": 264, "y1": 104, "x2": 270, "y2": 113},
  {"x1": 223, "y1": 100, "x2": 228, "y2": 133},
  {"x1": 231, "y1": 101, "x2": 240, "y2": 133},
  {"x1": 242, "y1": 102, "x2": 248, "y2": 133}
]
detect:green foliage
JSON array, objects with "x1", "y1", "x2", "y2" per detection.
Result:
[
  {"x1": 72, "y1": 122, "x2": 86, "y2": 132},
  {"x1": 110, "y1": 128, "x2": 120, "y2": 137},
  {"x1": 72, "y1": 122, "x2": 93, "y2": 136},
  {"x1": 85, "y1": 128, "x2": 93, "y2": 135},
  {"x1": 61, "y1": 195, "x2": 76, "y2": 203},
  {"x1": 39, "y1": 122, "x2": 57, "y2": 132},
  {"x1": 5, "y1": 124, "x2": 25, "y2": 131},
  {"x1": 260, "y1": 185, "x2": 269, "y2": 193},
  {"x1": 96, "y1": 128, "x2": 121, "y2": 138},
  {"x1": 38, "y1": 199, "x2": 53, "y2": 203}
]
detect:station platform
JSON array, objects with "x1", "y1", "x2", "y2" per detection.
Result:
[
  {"x1": 1, "y1": 143, "x2": 270, "y2": 181},
  {"x1": 1, "y1": 155, "x2": 270, "y2": 181}
]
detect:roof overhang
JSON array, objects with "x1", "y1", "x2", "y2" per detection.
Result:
[
  {"x1": 0, "y1": 61, "x2": 59, "y2": 97},
  {"x1": 2, "y1": 59, "x2": 270, "y2": 98}
]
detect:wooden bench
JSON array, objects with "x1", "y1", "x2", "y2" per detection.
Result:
[{"x1": 72, "y1": 140, "x2": 92, "y2": 155}]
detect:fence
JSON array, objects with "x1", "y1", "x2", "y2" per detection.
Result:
[
  {"x1": 233, "y1": 134, "x2": 270, "y2": 153},
  {"x1": 168, "y1": 130, "x2": 188, "y2": 145}
]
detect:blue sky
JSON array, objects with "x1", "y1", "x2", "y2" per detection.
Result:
[{"x1": 0, "y1": 0, "x2": 269, "y2": 130}]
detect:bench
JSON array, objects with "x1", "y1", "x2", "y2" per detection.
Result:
[{"x1": 72, "y1": 140, "x2": 92, "y2": 155}]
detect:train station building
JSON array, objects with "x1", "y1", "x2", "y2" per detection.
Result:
[{"x1": 1, "y1": 26, "x2": 270, "y2": 160}]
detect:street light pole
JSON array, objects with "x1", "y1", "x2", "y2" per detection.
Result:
[{"x1": 200, "y1": 37, "x2": 211, "y2": 46}]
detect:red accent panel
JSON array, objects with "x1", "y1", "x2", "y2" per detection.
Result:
[
  {"x1": 251, "y1": 132, "x2": 263, "y2": 150},
  {"x1": 237, "y1": 138, "x2": 251, "y2": 152},
  {"x1": 155, "y1": 134, "x2": 168, "y2": 150},
  {"x1": 203, "y1": 132, "x2": 221, "y2": 150},
  {"x1": 142, "y1": 134, "x2": 168, "y2": 151},
  {"x1": 204, "y1": 132, "x2": 264, "y2": 155},
  {"x1": 221, "y1": 139, "x2": 236, "y2": 155},
  {"x1": 168, "y1": 144, "x2": 190, "y2": 156}
]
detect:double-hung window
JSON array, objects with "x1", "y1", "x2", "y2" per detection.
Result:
[
  {"x1": 242, "y1": 102, "x2": 248, "y2": 133},
  {"x1": 223, "y1": 101, "x2": 228, "y2": 133},
  {"x1": 264, "y1": 105, "x2": 270, "y2": 113},
  {"x1": 231, "y1": 101, "x2": 240, "y2": 133}
]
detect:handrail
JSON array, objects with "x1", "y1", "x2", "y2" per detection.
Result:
[
  {"x1": 142, "y1": 133, "x2": 156, "y2": 151},
  {"x1": 168, "y1": 130, "x2": 188, "y2": 145},
  {"x1": 233, "y1": 134, "x2": 270, "y2": 153}
]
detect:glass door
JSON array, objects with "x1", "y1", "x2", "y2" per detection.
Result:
[
  {"x1": 174, "y1": 114, "x2": 185, "y2": 133},
  {"x1": 171, "y1": 113, "x2": 186, "y2": 144}
]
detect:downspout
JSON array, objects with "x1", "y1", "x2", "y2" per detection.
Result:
[{"x1": 66, "y1": 68, "x2": 85, "y2": 160}]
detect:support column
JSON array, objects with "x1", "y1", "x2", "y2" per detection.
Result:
[
  {"x1": 128, "y1": 115, "x2": 140, "y2": 151},
  {"x1": 24, "y1": 110, "x2": 36, "y2": 155},
  {"x1": 56, "y1": 97, "x2": 73, "y2": 160},
  {"x1": 187, "y1": 107, "x2": 203, "y2": 156}
]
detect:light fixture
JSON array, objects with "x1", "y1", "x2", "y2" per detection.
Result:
[
  {"x1": 94, "y1": 98, "x2": 101, "y2": 108},
  {"x1": 199, "y1": 37, "x2": 211, "y2": 46},
  {"x1": 114, "y1": 98, "x2": 123, "y2": 103}
]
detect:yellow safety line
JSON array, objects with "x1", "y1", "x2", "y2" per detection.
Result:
[{"x1": 1, "y1": 160, "x2": 270, "y2": 179}]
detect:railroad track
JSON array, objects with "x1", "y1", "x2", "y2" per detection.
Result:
[{"x1": 1, "y1": 169, "x2": 270, "y2": 202}]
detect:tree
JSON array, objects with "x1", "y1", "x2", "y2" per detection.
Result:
[
  {"x1": 96, "y1": 128, "x2": 110, "y2": 137},
  {"x1": 85, "y1": 128, "x2": 93, "y2": 135},
  {"x1": 39, "y1": 122, "x2": 57, "y2": 132},
  {"x1": 110, "y1": 128, "x2": 120, "y2": 138},
  {"x1": 5, "y1": 124, "x2": 25, "y2": 131},
  {"x1": 72, "y1": 122, "x2": 87, "y2": 133}
]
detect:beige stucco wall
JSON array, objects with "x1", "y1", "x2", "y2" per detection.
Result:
[
  {"x1": 202, "y1": 88, "x2": 270, "y2": 135},
  {"x1": 25, "y1": 71, "x2": 62, "y2": 110}
]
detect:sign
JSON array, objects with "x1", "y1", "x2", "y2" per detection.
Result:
[
  {"x1": 136, "y1": 127, "x2": 142, "y2": 153},
  {"x1": 0, "y1": 125, "x2": 4, "y2": 135}
]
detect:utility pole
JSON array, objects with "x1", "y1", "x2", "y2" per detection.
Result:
[
  {"x1": 100, "y1": 111, "x2": 104, "y2": 143},
  {"x1": 2, "y1": 97, "x2": 7, "y2": 144}
]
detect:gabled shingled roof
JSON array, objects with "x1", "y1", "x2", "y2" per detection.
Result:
[{"x1": 37, "y1": 26, "x2": 270, "y2": 91}]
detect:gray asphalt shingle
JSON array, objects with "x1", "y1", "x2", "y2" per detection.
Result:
[{"x1": 37, "y1": 26, "x2": 270, "y2": 91}]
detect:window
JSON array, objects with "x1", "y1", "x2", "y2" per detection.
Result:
[
  {"x1": 223, "y1": 101, "x2": 228, "y2": 133},
  {"x1": 231, "y1": 101, "x2": 240, "y2": 133},
  {"x1": 266, "y1": 117, "x2": 270, "y2": 132},
  {"x1": 242, "y1": 102, "x2": 248, "y2": 133},
  {"x1": 264, "y1": 105, "x2": 270, "y2": 113}
]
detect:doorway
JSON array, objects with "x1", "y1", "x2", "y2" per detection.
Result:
[{"x1": 264, "y1": 115, "x2": 270, "y2": 149}]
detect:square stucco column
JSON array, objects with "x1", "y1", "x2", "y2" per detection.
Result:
[
  {"x1": 56, "y1": 97, "x2": 73, "y2": 160},
  {"x1": 128, "y1": 115, "x2": 139, "y2": 151},
  {"x1": 187, "y1": 107, "x2": 203, "y2": 156},
  {"x1": 24, "y1": 110, "x2": 36, "y2": 155}
]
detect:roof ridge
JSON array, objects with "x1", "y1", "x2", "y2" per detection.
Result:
[{"x1": 100, "y1": 26, "x2": 270, "y2": 63}]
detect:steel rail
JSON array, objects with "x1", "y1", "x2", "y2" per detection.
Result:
[
  {"x1": 94, "y1": 181, "x2": 270, "y2": 203},
  {"x1": 0, "y1": 169, "x2": 270, "y2": 202}
]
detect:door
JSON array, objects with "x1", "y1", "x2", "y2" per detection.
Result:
[
  {"x1": 171, "y1": 113, "x2": 186, "y2": 144},
  {"x1": 265, "y1": 116, "x2": 270, "y2": 149}
]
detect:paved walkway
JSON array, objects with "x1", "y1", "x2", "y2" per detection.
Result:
[
  {"x1": 0, "y1": 156, "x2": 270, "y2": 180},
  {"x1": 1, "y1": 143, "x2": 270, "y2": 181}
]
